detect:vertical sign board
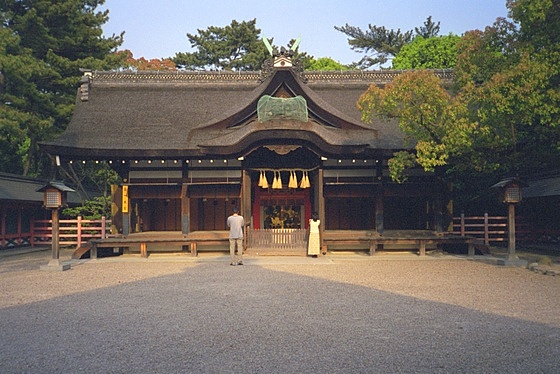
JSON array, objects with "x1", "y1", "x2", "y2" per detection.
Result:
[{"x1": 122, "y1": 185, "x2": 129, "y2": 213}]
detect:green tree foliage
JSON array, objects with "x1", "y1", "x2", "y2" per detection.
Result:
[
  {"x1": 335, "y1": 16, "x2": 440, "y2": 69},
  {"x1": 306, "y1": 57, "x2": 349, "y2": 71},
  {"x1": 392, "y1": 34, "x2": 461, "y2": 69},
  {"x1": 0, "y1": 0, "x2": 124, "y2": 176},
  {"x1": 60, "y1": 160, "x2": 119, "y2": 219},
  {"x1": 455, "y1": 0, "x2": 560, "y2": 177},
  {"x1": 173, "y1": 19, "x2": 270, "y2": 71},
  {"x1": 62, "y1": 195, "x2": 111, "y2": 220},
  {"x1": 358, "y1": 0, "x2": 560, "y2": 188},
  {"x1": 358, "y1": 70, "x2": 478, "y2": 183}
]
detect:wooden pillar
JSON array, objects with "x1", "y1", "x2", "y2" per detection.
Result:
[
  {"x1": 121, "y1": 185, "x2": 130, "y2": 236},
  {"x1": 507, "y1": 203, "x2": 517, "y2": 260},
  {"x1": 17, "y1": 205, "x2": 22, "y2": 246},
  {"x1": 418, "y1": 240, "x2": 426, "y2": 256},
  {"x1": 122, "y1": 213, "x2": 130, "y2": 236},
  {"x1": 435, "y1": 196, "x2": 443, "y2": 233},
  {"x1": 1, "y1": 205, "x2": 5, "y2": 248},
  {"x1": 90, "y1": 243, "x2": 97, "y2": 259},
  {"x1": 76, "y1": 215, "x2": 82, "y2": 247},
  {"x1": 51, "y1": 208, "x2": 60, "y2": 261},
  {"x1": 140, "y1": 242, "x2": 148, "y2": 258},
  {"x1": 181, "y1": 183, "x2": 190, "y2": 235},
  {"x1": 40, "y1": 208, "x2": 70, "y2": 270},
  {"x1": 375, "y1": 159, "x2": 384, "y2": 235},
  {"x1": 375, "y1": 183, "x2": 384, "y2": 235},
  {"x1": 317, "y1": 168, "x2": 325, "y2": 253},
  {"x1": 241, "y1": 170, "x2": 251, "y2": 224},
  {"x1": 241, "y1": 169, "x2": 251, "y2": 251}
]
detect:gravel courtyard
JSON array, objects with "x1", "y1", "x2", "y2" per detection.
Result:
[{"x1": 1, "y1": 248, "x2": 559, "y2": 373}]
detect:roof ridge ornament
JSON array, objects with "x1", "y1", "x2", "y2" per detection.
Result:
[
  {"x1": 79, "y1": 69, "x2": 92, "y2": 102},
  {"x1": 260, "y1": 37, "x2": 305, "y2": 83}
]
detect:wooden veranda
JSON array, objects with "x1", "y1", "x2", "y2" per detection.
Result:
[{"x1": 77, "y1": 229, "x2": 474, "y2": 259}]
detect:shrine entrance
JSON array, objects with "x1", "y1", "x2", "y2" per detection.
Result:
[
  {"x1": 244, "y1": 146, "x2": 318, "y2": 254},
  {"x1": 249, "y1": 185, "x2": 311, "y2": 254},
  {"x1": 252, "y1": 182, "x2": 312, "y2": 229},
  {"x1": 245, "y1": 146, "x2": 318, "y2": 228}
]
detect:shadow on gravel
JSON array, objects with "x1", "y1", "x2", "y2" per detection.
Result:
[{"x1": 1, "y1": 262, "x2": 559, "y2": 373}]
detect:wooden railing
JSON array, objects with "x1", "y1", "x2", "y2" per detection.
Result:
[
  {"x1": 452, "y1": 213, "x2": 534, "y2": 245},
  {"x1": 248, "y1": 228, "x2": 307, "y2": 250},
  {"x1": 13, "y1": 214, "x2": 558, "y2": 251},
  {"x1": 31, "y1": 216, "x2": 112, "y2": 249}
]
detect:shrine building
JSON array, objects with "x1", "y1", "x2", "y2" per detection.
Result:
[{"x1": 40, "y1": 50, "x2": 465, "y2": 256}]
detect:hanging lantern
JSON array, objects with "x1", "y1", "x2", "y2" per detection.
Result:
[{"x1": 258, "y1": 170, "x2": 264, "y2": 187}]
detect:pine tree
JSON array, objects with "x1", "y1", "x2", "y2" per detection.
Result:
[
  {"x1": 172, "y1": 19, "x2": 269, "y2": 71},
  {"x1": 0, "y1": 0, "x2": 124, "y2": 176},
  {"x1": 335, "y1": 16, "x2": 441, "y2": 69}
]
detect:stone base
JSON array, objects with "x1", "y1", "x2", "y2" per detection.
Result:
[
  {"x1": 40, "y1": 259, "x2": 71, "y2": 271},
  {"x1": 497, "y1": 258, "x2": 528, "y2": 267}
]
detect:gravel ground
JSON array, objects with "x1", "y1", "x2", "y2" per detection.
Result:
[{"x1": 1, "y1": 248, "x2": 559, "y2": 373}]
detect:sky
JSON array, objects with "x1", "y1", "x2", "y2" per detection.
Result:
[{"x1": 99, "y1": 0, "x2": 509, "y2": 65}]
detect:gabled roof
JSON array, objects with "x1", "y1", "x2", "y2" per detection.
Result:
[
  {"x1": 0, "y1": 173, "x2": 81, "y2": 204},
  {"x1": 0, "y1": 173, "x2": 48, "y2": 202},
  {"x1": 40, "y1": 67, "x2": 454, "y2": 160},
  {"x1": 194, "y1": 68, "x2": 371, "y2": 131}
]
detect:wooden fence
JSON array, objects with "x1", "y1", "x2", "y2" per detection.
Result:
[
  {"x1": 31, "y1": 216, "x2": 112, "y2": 248},
  {"x1": 451, "y1": 213, "x2": 536, "y2": 245},
  {"x1": 3, "y1": 214, "x2": 555, "y2": 251},
  {"x1": 248, "y1": 228, "x2": 307, "y2": 251}
]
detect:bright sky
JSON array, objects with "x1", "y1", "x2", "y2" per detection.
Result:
[{"x1": 99, "y1": 0, "x2": 509, "y2": 65}]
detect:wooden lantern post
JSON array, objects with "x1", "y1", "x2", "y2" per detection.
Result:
[
  {"x1": 491, "y1": 178, "x2": 528, "y2": 267},
  {"x1": 37, "y1": 182, "x2": 75, "y2": 271}
]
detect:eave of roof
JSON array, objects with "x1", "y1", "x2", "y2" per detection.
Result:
[{"x1": 523, "y1": 177, "x2": 560, "y2": 198}]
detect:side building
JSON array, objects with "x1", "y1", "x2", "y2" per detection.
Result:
[{"x1": 0, "y1": 172, "x2": 82, "y2": 249}]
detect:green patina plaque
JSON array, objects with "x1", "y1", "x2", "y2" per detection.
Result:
[{"x1": 257, "y1": 95, "x2": 308, "y2": 123}]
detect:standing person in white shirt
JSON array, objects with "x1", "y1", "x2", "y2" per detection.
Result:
[
  {"x1": 227, "y1": 207, "x2": 244, "y2": 266},
  {"x1": 308, "y1": 212, "x2": 320, "y2": 257}
]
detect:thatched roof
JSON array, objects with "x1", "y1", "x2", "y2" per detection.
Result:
[{"x1": 40, "y1": 67, "x2": 454, "y2": 160}]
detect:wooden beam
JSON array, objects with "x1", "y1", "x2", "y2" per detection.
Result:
[{"x1": 181, "y1": 183, "x2": 190, "y2": 235}]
